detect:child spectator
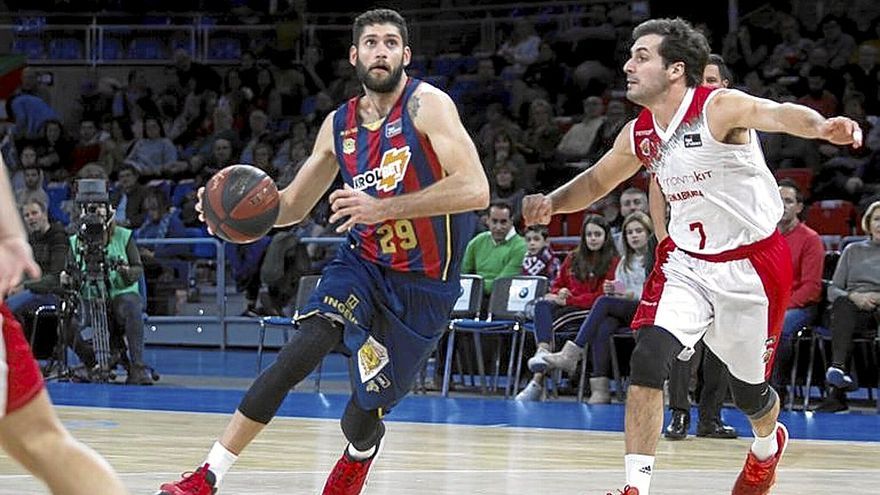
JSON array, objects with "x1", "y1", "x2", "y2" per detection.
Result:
[{"x1": 521, "y1": 225, "x2": 560, "y2": 282}]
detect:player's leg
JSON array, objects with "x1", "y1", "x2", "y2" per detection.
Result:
[
  {"x1": 157, "y1": 313, "x2": 343, "y2": 494},
  {"x1": 0, "y1": 389, "x2": 130, "y2": 495},
  {"x1": 322, "y1": 398, "x2": 385, "y2": 494}
]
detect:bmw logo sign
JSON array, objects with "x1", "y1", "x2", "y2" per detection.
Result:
[{"x1": 518, "y1": 287, "x2": 530, "y2": 298}]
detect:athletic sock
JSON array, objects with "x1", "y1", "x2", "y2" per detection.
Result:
[
  {"x1": 625, "y1": 454, "x2": 654, "y2": 494},
  {"x1": 204, "y1": 441, "x2": 239, "y2": 485},
  {"x1": 347, "y1": 443, "x2": 377, "y2": 461},
  {"x1": 751, "y1": 424, "x2": 779, "y2": 461}
]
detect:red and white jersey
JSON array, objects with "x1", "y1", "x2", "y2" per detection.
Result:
[{"x1": 631, "y1": 86, "x2": 783, "y2": 254}]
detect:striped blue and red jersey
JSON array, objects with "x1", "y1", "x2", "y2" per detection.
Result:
[{"x1": 332, "y1": 78, "x2": 474, "y2": 281}]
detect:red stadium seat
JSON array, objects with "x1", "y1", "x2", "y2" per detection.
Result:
[
  {"x1": 547, "y1": 214, "x2": 564, "y2": 237},
  {"x1": 806, "y1": 200, "x2": 856, "y2": 236}
]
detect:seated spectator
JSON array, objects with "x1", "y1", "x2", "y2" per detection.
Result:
[
  {"x1": 252, "y1": 142, "x2": 278, "y2": 180},
  {"x1": 457, "y1": 59, "x2": 509, "y2": 130},
  {"x1": 7, "y1": 92, "x2": 59, "y2": 143},
  {"x1": 128, "y1": 116, "x2": 180, "y2": 178},
  {"x1": 614, "y1": 187, "x2": 648, "y2": 243},
  {"x1": 461, "y1": 201, "x2": 526, "y2": 307},
  {"x1": 253, "y1": 67, "x2": 283, "y2": 120},
  {"x1": 193, "y1": 137, "x2": 236, "y2": 187},
  {"x1": 555, "y1": 96, "x2": 605, "y2": 166},
  {"x1": 240, "y1": 109, "x2": 273, "y2": 164},
  {"x1": 111, "y1": 164, "x2": 149, "y2": 229},
  {"x1": 99, "y1": 117, "x2": 137, "y2": 178},
  {"x1": 521, "y1": 225, "x2": 560, "y2": 282},
  {"x1": 772, "y1": 180, "x2": 825, "y2": 395},
  {"x1": 6, "y1": 199, "x2": 67, "y2": 321},
  {"x1": 34, "y1": 119, "x2": 73, "y2": 181},
  {"x1": 815, "y1": 15, "x2": 857, "y2": 70},
  {"x1": 520, "y1": 98, "x2": 562, "y2": 189},
  {"x1": 490, "y1": 164, "x2": 525, "y2": 224},
  {"x1": 516, "y1": 214, "x2": 619, "y2": 401},
  {"x1": 68, "y1": 119, "x2": 102, "y2": 176},
  {"x1": 496, "y1": 19, "x2": 541, "y2": 78},
  {"x1": 14, "y1": 147, "x2": 49, "y2": 209},
  {"x1": 797, "y1": 67, "x2": 839, "y2": 117},
  {"x1": 476, "y1": 103, "x2": 521, "y2": 159},
  {"x1": 135, "y1": 191, "x2": 189, "y2": 314},
  {"x1": 227, "y1": 237, "x2": 271, "y2": 316},
  {"x1": 539, "y1": 212, "x2": 653, "y2": 404},
  {"x1": 587, "y1": 99, "x2": 629, "y2": 165},
  {"x1": 259, "y1": 221, "x2": 320, "y2": 316},
  {"x1": 172, "y1": 48, "x2": 221, "y2": 97},
  {"x1": 816, "y1": 201, "x2": 880, "y2": 412}
]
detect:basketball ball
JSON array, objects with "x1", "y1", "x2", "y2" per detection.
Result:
[{"x1": 202, "y1": 164, "x2": 280, "y2": 244}]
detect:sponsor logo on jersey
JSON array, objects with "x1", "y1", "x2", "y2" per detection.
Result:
[
  {"x1": 351, "y1": 146, "x2": 412, "y2": 192},
  {"x1": 639, "y1": 137, "x2": 658, "y2": 158},
  {"x1": 634, "y1": 128, "x2": 654, "y2": 137},
  {"x1": 762, "y1": 336, "x2": 777, "y2": 364},
  {"x1": 365, "y1": 373, "x2": 392, "y2": 393},
  {"x1": 343, "y1": 137, "x2": 356, "y2": 154},
  {"x1": 683, "y1": 133, "x2": 703, "y2": 148},
  {"x1": 385, "y1": 118, "x2": 402, "y2": 138},
  {"x1": 340, "y1": 126, "x2": 358, "y2": 137}
]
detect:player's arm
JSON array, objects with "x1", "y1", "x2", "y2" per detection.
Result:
[
  {"x1": 274, "y1": 112, "x2": 340, "y2": 227},
  {"x1": 328, "y1": 87, "x2": 489, "y2": 231},
  {"x1": 0, "y1": 156, "x2": 40, "y2": 298},
  {"x1": 522, "y1": 121, "x2": 643, "y2": 225},
  {"x1": 648, "y1": 175, "x2": 668, "y2": 241},
  {"x1": 707, "y1": 89, "x2": 862, "y2": 147}
]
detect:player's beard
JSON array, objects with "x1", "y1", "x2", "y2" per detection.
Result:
[{"x1": 356, "y1": 58, "x2": 404, "y2": 93}]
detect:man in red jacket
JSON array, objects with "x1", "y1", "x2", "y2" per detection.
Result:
[{"x1": 772, "y1": 179, "x2": 825, "y2": 395}]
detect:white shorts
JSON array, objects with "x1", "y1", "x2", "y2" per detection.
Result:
[{"x1": 633, "y1": 233, "x2": 792, "y2": 384}]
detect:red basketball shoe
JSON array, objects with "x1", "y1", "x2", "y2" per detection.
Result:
[
  {"x1": 322, "y1": 445, "x2": 379, "y2": 495},
  {"x1": 156, "y1": 463, "x2": 217, "y2": 495},
  {"x1": 732, "y1": 423, "x2": 789, "y2": 495},
  {"x1": 607, "y1": 486, "x2": 639, "y2": 495}
]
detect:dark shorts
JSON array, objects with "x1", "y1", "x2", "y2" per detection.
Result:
[{"x1": 301, "y1": 245, "x2": 458, "y2": 412}]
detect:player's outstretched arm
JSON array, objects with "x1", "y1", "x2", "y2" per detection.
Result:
[
  {"x1": 522, "y1": 121, "x2": 642, "y2": 226},
  {"x1": 708, "y1": 89, "x2": 863, "y2": 147},
  {"x1": 275, "y1": 112, "x2": 341, "y2": 227},
  {"x1": 328, "y1": 87, "x2": 489, "y2": 232},
  {"x1": 0, "y1": 156, "x2": 40, "y2": 299}
]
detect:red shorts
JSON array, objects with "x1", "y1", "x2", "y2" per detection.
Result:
[{"x1": 1, "y1": 304, "x2": 45, "y2": 417}]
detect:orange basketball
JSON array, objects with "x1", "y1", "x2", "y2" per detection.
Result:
[{"x1": 202, "y1": 165, "x2": 280, "y2": 244}]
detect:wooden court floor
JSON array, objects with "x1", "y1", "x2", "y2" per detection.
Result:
[{"x1": 0, "y1": 406, "x2": 877, "y2": 494}]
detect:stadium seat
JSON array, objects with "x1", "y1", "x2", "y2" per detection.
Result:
[
  {"x1": 208, "y1": 37, "x2": 242, "y2": 60},
  {"x1": 774, "y1": 168, "x2": 814, "y2": 200},
  {"x1": 100, "y1": 39, "x2": 124, "y2": 60},
  {"x1": 257, "y1": 275, "x2": 322, "y2": 374},
  {"x1": 48, "y1": 38, "x2": 83, "y2": 60},
  {"x1": 171, "y1": 180, "x2": 196, "y2": 208},
  {"x1": 432, "y1": 53, "x2": 463, "y2": 78},
  {"x1": 806, "y1": 200, "x2": 856, "y2": 236},
  {"x1": 128, "y1": 38, "x2": 166, "y2": 60},
  {"x1": 12, "y1": 38, "x2": 45, "y2": 59},
  {"x1": 421, "y1": 75, "x2": 448, "y2": 89}
]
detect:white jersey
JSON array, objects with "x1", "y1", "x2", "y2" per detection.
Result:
[{"x1": 631, "y1": 86, "x2": 783, "y2": 254}]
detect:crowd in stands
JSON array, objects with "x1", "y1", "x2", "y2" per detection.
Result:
[{"x1": 2, "y1": 1, "x2": 879, "y2": 405}]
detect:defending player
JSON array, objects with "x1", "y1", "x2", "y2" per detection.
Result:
[
  {"x1": 157, "y1": 9, "x2": 489, "y2": 495},
  {"x1": 522, "y1": 18, "x2": 861, "y2": 495}
]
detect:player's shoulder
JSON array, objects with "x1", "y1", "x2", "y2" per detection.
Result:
[{"x1": 411, "y1": 81, "x2": 454, "y2": 111}]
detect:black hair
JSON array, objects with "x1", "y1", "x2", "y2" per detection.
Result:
[
  {"x1": 632, "y1": 18, "x2": 710, "y2": 87},
  {"x1": 707, "y1": 53, "x2": 733, "y2": 84},
  {"x1": 352, "y1": 9, "x2": 408, "y2": 46},
  {"x1": 777, "y1": 178, "x2": 803, "y2": 204},
  {"x1": 112, "y1": 116, "x2": 135, "y2": 141},
  {"x1": 488, "y1": 199, "x2": 512, "y2": 215},
  {"x1": 570, "y1": 214, "x2": 617, "y2": 282},
  {"x1": 525, "y1": 225, "x2": 549, "y2": 239}
]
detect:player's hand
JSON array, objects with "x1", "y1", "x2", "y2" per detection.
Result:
[
  {"x1": 819, "y1": 117, "x2": 863, "y2": 148},
  {"x1": 194, "y1": 187, "x2": 215, "y2": 235},
  {"x1": 0, "y1": 237, "x2": 40, "y2": 301},
  {"x1": 329, "y1": 185, "x2": 386, "y2": 233},
  {"x1": 522, "y1": 194, "x2": 553, "y2": 226}
]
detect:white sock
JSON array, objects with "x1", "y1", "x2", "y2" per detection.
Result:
[
  {"x1": 204, "y1": 441, "x2": 238, "y2": 485},
  {"x1": 751, "y1": 424, "x2": 779, "y2": 461},
  {"x1": 625, "y1": 454, "x2": 654, "y2": 494},
  {"x1": 347, "y1": 443, "x2": 377, "y2": 461}
]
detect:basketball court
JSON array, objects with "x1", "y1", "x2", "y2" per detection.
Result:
[{"x1": 1, "y1": 348, "x2": 878, "y2": 494}]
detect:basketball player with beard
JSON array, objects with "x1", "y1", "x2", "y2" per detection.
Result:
[
  {"x1": 523, "y1": 18, "x2": 861, "y2": 495},
  {"x1": 157, "y1": 9, "x2": 489, "y2": 495}
]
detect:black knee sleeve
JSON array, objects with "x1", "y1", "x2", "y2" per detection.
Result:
[
  {"x1": 730, "y1": 377, "x2": 778, "y2": 419},
  {"x1": 629, "y1": 326, "x2": 685, "y2": 390},
  {"x1": 238, "y1": 314, "x2": 343, "y2": 424},
  {"x1": 341, "y1": 398, "x2": 385, "y2": 451}
]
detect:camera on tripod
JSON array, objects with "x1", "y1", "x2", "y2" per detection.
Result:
[{"x1": 72, "y1": 179, "x2": 114, "y2": 283}]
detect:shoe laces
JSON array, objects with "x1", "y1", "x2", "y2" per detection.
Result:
[
  {"x1": 173, "y1": 464, "x2": 212, "y2": 492},
  {"x1": 741, "y1": 453, "x2": 775, "y2": 485}
]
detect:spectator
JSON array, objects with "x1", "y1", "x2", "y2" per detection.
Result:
[
  {"x1": 7, "y1": 92, "x2": 59, "y2": 143},
  {"x1": 772, "y1": 180, "x2": 825, "y2": 395},
  {"x1": 227, "y1": 237, "x2": 271, "y2": 317},
  {"x1": 14, "y1": 147, "x2": 48, "y2": 209},
  {"x1": 520, "y1": 98, "x2": 562, "y2": 188},
  {"x1": 194, "y1": 137, "x2": 236, "y2": 186},
  {"x1": 797, "y1": 67, "x2": 839, "y2": 117},
  {"x1": 476, "y1": 103, "x2": 521, "y2": 159},
  {"x1": 253, "y1": 67, "x2": 282, "y2": 119},
  {"x1": 135, "y1": 190, "x2": 189, "y2": 314},
  {"x1": 517, "y1": 213, "x2": 619, "y2": 401},
  {"x1": 68, "y1": 119, "x2": 102, "y2": 176},
  {"x1": 99, "y1": 117, "x2": 137, "y2": 177},
  {"x1": 238, "y1": 50, "x2": 260, "y2": 95},
  {"x1": 844, "y1": 45, "x2": 880, "y2": 113},
  {"x1": 128, "y1": 116, "x2": 179, "y2": 178},
  {"x1": 299, "y1": 45, "x2": 332, "y2": 95},
  {"x1": 6, "y1": 199, "x2": 66, "y2": 321},
  {"x1": 722, "y1": 24, "x2": 770, "y2": 77},
  {"x1": 815, "y1": 15, "x2": 857, "y2": 70},
  {"x1": 556, "y1": 96, "x2": 605, "y2": 165},
  {"x1": 520, "y1": 43, "x2": 567, "y2": 105},
  {"x1": 816, "y1": 202, "x2": 880, "y2": 412},
  {"x1": 490, "y1": 164, "x2": 526, "y2": 226},
  {"x1": 588, "y1": 98, "x2": 629, "y2": 164},
  {"x1": 497, "y1": 19, "x2": 541, "y2": 78},
  {"x1": 172, "y1": 48, "x2": 221, "y2": 96},
  {"x1": 34, "y1": 119, "x2": 72, "y2": 181},
  {"x1": 461, "y1": 201, "x2": 526, "y2": 303},
  {"x1": 521, "y1": 225, "x2": 560, "y2": 282},
  {"x1": 613, "y1": 187, "x2": 648, "y2": 250},
  {"x1": 252, "y1": 142, "x2": 278, "y2": 180},
  {"x1": 240, "y1": 109, "x2": 272, "y2": 164},
  {"x1": 765, "y1": 16, "x2": 814, "y2": 80},
  {"x1": 458, "y1": 58, "x2": 509, "y2": 130},
  {"x1": 17, "y1": 66, "x2": 52, "y2": 104},
  {"x1": 111, "y1": 164, "x2": 150, "y2": 229},
  {"x1": 483, "y1": 129, "x2": 526, "y2": 179},
  {"x1": 125, "y1": 69, "x2": 159, "y2": 127},
  {"x1": 219, "y1": 67, "x2": 248, "y2": 128},
  {"x1": 273, "y1": 118, "x2": 310, "y2": 170},
  {"x1": 540, "y1": 212, "x2": 654, "y2": 403}
]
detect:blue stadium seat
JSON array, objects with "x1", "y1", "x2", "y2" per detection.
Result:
[
  {"x1": 46, "y1": 182, "x2": 70, "y2": 225},
  {"x1": 147, "y1": 179, "x2": 173, "y2": 202},
  {"x1": 128, "y1": 38, "x2": 166, "y2": 60},
  {"x1": 422, "y1": 75, "x2": 448, "y2": 89},
  {"x1": 171, "y1": 180, "x2": 196, "y2": 208},
  {"x1": 12, "y1": 38, "x2": 44, "y2": 59},
  {"x1": 48, "y1": 38, "x2": 83, "y2": 60},
  {"x1": 458, "y1": 56, "x2": 479, "y2": 74},
  {"x1": 101, "y1": 39, "x2": 124, "y2": 60},
  {"x1": 187, "y1": 227, "x2": 216, "y2": 259},
  {"x1": 208, "y1": 38, "x2": 242, "y2": 60},
  {"x1": 432, "y1": 54, "x2": 462, "y2": 78},
  {"x1": 407, "y1": 56, "x2": 428, "y2": 76}
]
